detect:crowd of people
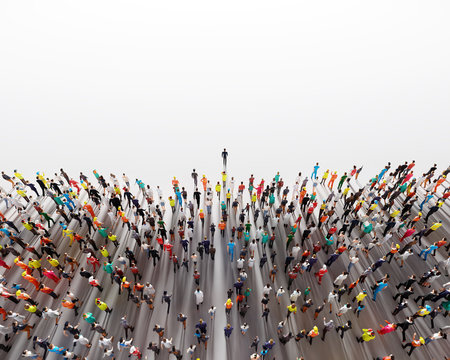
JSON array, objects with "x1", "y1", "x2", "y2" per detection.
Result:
[{"x1": 0, "y1": 151, "x2": 449, "y2": 359}]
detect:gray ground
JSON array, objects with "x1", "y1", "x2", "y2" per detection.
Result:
[{"x1": 0, "y1": 171, "x2": 449, "y2": 360}]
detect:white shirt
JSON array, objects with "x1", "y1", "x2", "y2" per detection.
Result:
[
  {"x1": 43, "y1": 308, "x2": 60, "y2": 319},
  {"x1": 276, "y1": 288, "x2": 285, "y2": 297},
  {"x1": 74, "y1": 334, "x2": 90, "y2": 345},
  {"x1": 236, "y1": 258, "x2": 244, "y2": 269},
  {"x1": 256, "y1": 229, "x2": 264, "y2": 240},
  {"x1": 22, "y1": 350, "x2": 40, "y2": 358},
  {"x1": 262, "y1": 286, "x2": 272, "y2": 296},
  {"x1": 161, "y1": 338, "x2": 172, "y2": 349},
  {"x1": 104, "y1": 348, "x2": 114, "y2": 358},
  {"x1": 248, "y1": 257, "x2": 255, "y2": 268},
  {"x1": 8, "y1": 312, "x2": 25, "y2": 322},
  {"x1": 186, "y1": 345, "x2": 196, "y2": 354},
  {"x1": 398, "y1": 251, "x2": 413, "y2": 261},
  {"x1": 292, "y1": 245, "x2": 301, "y2": 259},
  {"x1": 240, "y1": 324, "x2": 249, "y2": 332},
  {"x1": 338, "y1": 305, "x2": 351, "y2": 313},
  {"x1": 334, "y1": 274, "x2": 348, "y2": 286},
  {"x1": 99, "y1": 337, "x2": 113, "y2": 348},
  {"x1": 328, "y1": 292, "x2": 338, "y2": 303},
  {"x1": 290, "y1": 290, "x2": 301, "y2": 302},
  {"x1": 194, "y1": 290, "x2": 204, "y2": 304},
  {"x1": 239, "y1": 271, "x2": 248, "y2": 281}
]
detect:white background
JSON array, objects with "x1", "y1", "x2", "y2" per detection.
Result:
[{"x1": 1, "y1": 1, "x2": 449, "y2": 194}]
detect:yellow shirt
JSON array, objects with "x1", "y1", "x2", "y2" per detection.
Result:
[
  {"x1": 25, "y1": 305, "x2": 37, "y2": 313},
  {"x1": 29, "y1": 259, "x2": 41, "y2": 269},
  {"x1": 23, "y1": 223, "x2": 33, "y2": 230},
  {"x1": 100, "y1": 248, "x2": 109, "y2": 257},
  {"x1": 108, "y1": 234, "x2": 117, "y2": 242},
  {"x1": 48, "y1": 258, "x2": 60, "y2": 267},
  {"x1": 430, "y1": 223, "x2": 442, "y2": 231},
  {"x1": 355, "y1": 292, "x2": 367, "y2": 302}
]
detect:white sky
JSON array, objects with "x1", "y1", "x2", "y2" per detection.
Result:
[{"x1": 1, "y1": 1, "x2": 449, "y2": 195}]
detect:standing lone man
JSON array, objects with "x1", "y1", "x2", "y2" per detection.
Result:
[{"x1": 222, "y1": 148, "x2": 228, "y2": 170}]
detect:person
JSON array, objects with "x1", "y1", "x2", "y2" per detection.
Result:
[
  {"x1": 162, "y1": 291, "x2": 172, "y2": 314},
  {"x1": 402, "y1": 332, "x2": 425, "y2": 356},
  {"x1": 356, "y1": 328, "x2": 375, "y2": 343},
  {"x1": 335, "y1": 320, "x2": 352, "y2": 338},
  {"x1": 227, "y1": 239, "x2": 235, "y2": 262},
  {"x1": 372, "y1": 280, "x2": 388, "y2": 301},
  {"x1": 377, "y1": 320, "x2": 396, "y2": 335},
  {"x1": 311, "y1": 163, "x2": 319, "y2": 179},
  {"x1": 306, "y1": 326, "x2": 319, "y2": 344},
  {"x1": 224, "y1": 324, "x2": 233, "y2": 338},
  {"x1": 95, "y1": 298, "x2": 113, "y2": 313},
  {"x1": 221, "y1": 148, "x2": 228, "y2": 170},
  {"x1": 321, "y1": 318, "x2": 334, "y2": 341},
  {"x1": 194, "y1": 288, "x2": 204, "y2": 310}
]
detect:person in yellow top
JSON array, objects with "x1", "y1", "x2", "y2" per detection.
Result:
[
  {"x1": 221, "y1": 171, "x2": 227, "y2": 185},
  {"x1": 113, "y1": 185, "x2": 122, "y2": 200},
  {"x1": 286, "y1": 303, "x2": 297, "y2": 318},
  {"x1": 342, "y1": 186, "x2": 351, "y2": 198},
  {"x1": 414, "y1": 305, "x2": 431, "y2": 317},
  {"x1": 95, "y1": 298, "x2": 112, "y2": 313},
  {"x1": 28, "y1": 258, "x2": 42, "y2": 276},
  {"x1": 37, "y1": 172, "x2": 48, "y2": 187},
  {"x1": 353, "y1": 290, "x2": 367, "y2": 305},
  {"x1": 21, "y1": 220, "x2": 38, "y2": 235},
  {"x1": 320, "y1": 170, "x2": 329, "y2": 185},
  {"x1": 215, "y1": 182, "x2": 222, "y2": 200},
  {"x1": 367, "y1": 202, "x2": 378, "y2": 216},
  {"x1": 390, "y1": 209, "x2": 400, "y2": 218},
  {"x1": 16, "y1": 187, "x2": 30, "y2": 202},
  {"x1": 69, "y1": 189, "x2": 78, "y2": 199},
  {"x1": 424, "y1": 220, "x2": 442, "y2": 236},
  {"x1": 99, "y1": 246, "x2": 111, "y2": 262},
  {"x1": 251, "y1": 193, "x2": 257, "y2": 207},
  {"x1": 224, "y1": 298, "x2": 233, "y2": 315},
  {"x1": 62, "y1": 229, "x2": 75, "y2": 246},
  {"x1": 356, "y1": 328, "x2": 375, "y2": 343},
  {"x1": 108, "y1": 232, "x2": 119, "y2": 248},
  {"x1": 46, "y1": 256, "x2": 63, "y2": 272},
  {"x1": 24, "y1": 303, "x2": 42, "y2": 317},
  {"x1": 168, "y1": 197, "x2": 176, "y2": 213},
  {"x1": 80, "y1": 180, "x2": 88, "y2": 190},
  {"x1": 226, "y1": 191, "x2": 231, "y2": 206},
  {"x1": 14, "y1": 170, "x2": 27, "y2": 184}
]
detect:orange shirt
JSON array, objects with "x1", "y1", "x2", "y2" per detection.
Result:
[{"x1": 62, "y1": 301, "x2": 75, "y2": 309}]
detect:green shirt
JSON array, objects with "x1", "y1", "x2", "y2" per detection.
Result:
[{"x1": 84, "y1": 312, "x2": 96, "y2": 324}]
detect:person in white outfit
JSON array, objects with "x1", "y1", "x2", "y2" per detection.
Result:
[{"x1": 194, "y1": 288, "x2": 204, "y2": 310}]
